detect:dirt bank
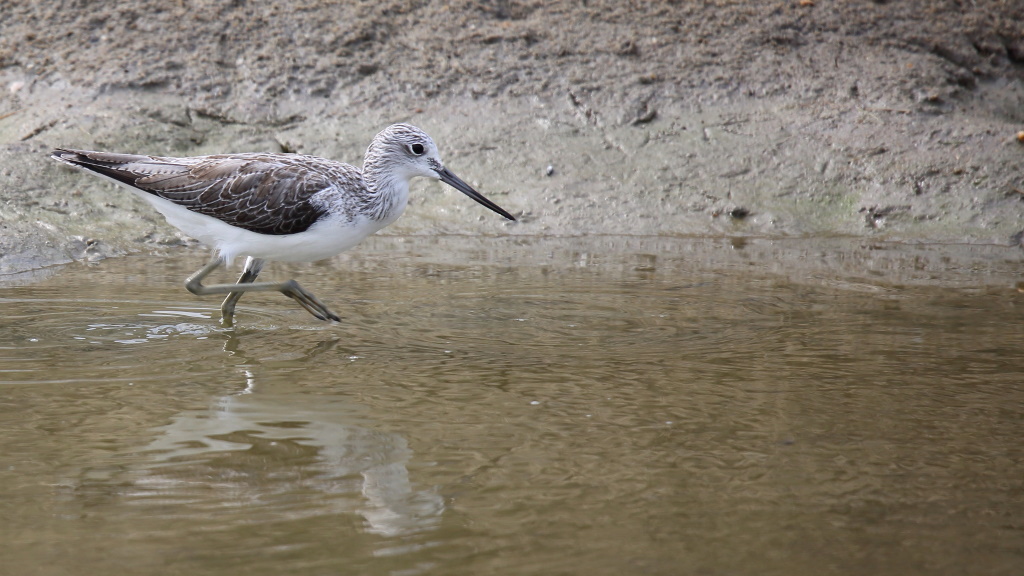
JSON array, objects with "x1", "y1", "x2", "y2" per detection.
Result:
[{"x1": 1, "y1": 0, "x2": 1023, "y2": 275}]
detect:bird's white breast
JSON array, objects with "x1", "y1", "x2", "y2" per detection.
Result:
[{"x1": 135, "y1": 191, "x2": 389, "y2": 266}]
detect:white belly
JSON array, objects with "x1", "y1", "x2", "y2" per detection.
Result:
[{"x1": 137, "y1": 192, "x2": 386, "y2": 265}]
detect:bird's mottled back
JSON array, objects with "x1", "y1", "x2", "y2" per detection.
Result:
[{"x1": 52, "y1": 150, "x2": 369, "y2": 235}]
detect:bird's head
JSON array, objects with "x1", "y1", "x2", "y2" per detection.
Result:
[{"x1": 365, "y1": 123, "x2": 515, "y2": 221}]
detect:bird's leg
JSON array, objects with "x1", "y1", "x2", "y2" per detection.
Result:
[
  {"x1": 220, "y1": 256, "x2": 265, "y2": 324},
  {"x1": 184, "y1": 256, "x2": 226, "y2": 295},
  {"x1": 184, "y1": 256, "x2": 341, "y2": 324}
]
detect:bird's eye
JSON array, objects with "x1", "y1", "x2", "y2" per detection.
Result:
[{"x1": 408, "y1": 143, "x2": 425, "y2": 156}]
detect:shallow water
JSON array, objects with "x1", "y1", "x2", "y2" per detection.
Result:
[{"x1": 1, "y1": 236, "x2": 1022, "y2": 576}]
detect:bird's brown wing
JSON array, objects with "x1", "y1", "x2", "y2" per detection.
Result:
[{"x1": 52, "y1": 149, "x2": 355, "y2": 235}]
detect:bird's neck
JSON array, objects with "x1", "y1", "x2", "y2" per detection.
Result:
[{"x1": 361, "y1": 156, "x2": 409, "y2": 222}]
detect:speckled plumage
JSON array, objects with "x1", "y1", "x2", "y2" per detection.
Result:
[{"x1": 51, "y1": 151, "x2": 352, "y2": 235}]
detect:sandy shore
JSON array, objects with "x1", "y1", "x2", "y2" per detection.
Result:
[{"x1": 1, "y1": 0, "x2": 1022, "y2": 275}]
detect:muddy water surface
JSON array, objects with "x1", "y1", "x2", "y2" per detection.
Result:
[{"x1": 1, "y1": 236, "x2": 1022, "y2": 576}]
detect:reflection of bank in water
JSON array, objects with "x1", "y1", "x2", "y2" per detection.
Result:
[{"x1": 131, "y1": 378, "x2": 443, "y2": 538}]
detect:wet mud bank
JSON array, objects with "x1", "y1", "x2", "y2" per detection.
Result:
[{"x1": 1, "y1": 0, "x2": 1022, "y2": 277}]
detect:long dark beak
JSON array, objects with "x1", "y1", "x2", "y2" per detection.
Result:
[{"x1": 436, "y1": 167, "x2": 516, "y2": 221}]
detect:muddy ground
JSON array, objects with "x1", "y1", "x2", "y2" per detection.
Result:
[{"x1": 1, "y1": 0, "x2": 1023, "y2": 276}]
